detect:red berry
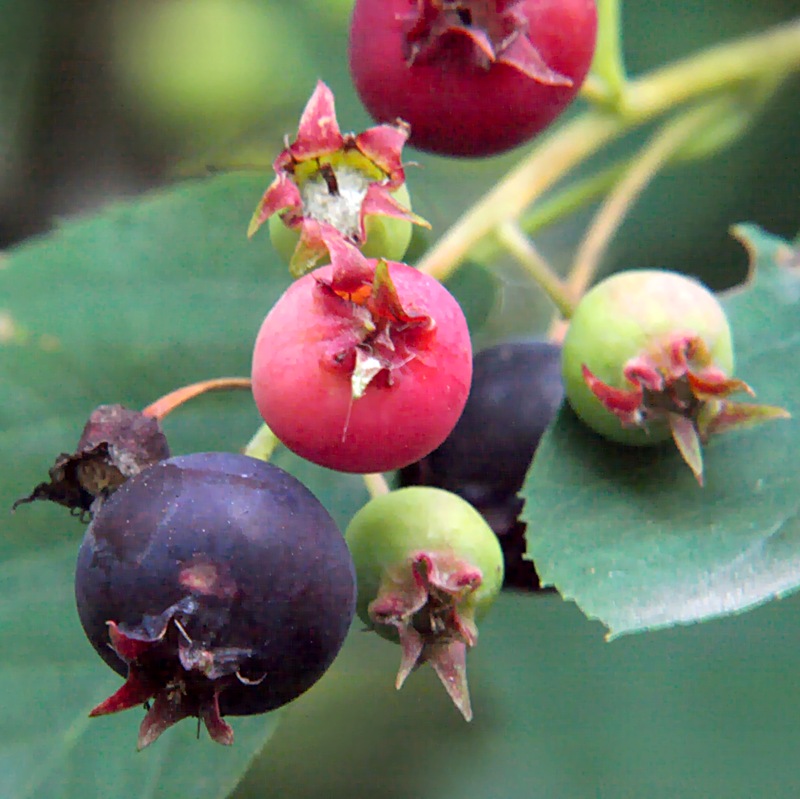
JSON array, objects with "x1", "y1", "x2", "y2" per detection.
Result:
[
  {"x1": 251, "y1": 259, "x2": 472, "y2": 474},
  {"x1": 348, "y1": 0, "x2": 597, "y2": 157}
]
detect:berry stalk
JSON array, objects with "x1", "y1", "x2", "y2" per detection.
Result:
[
  {"x1": 362, "y1": 472, "x2": 390, "y2": 498},
  {"x1": 142, "y1": 377, "x2": 252, "y2": 420},
  {"x1": 243, "y1": 423, "x2": 281, "y2": 463},
  {"x1": 495, "y1": 221, "x2": 576, "y2": 318},
  {"x1": 584, "y1": 0, "x2": 627, "y2": 106},
  {"x1": 565, "y1": 98, "x2": 740, "y2": 303},
  {"x1": 417, "y1": 18, "x2": 800, "y2": 283},
  {"x1": 469, "y1": 162, "x2": 625, "y2": 265}
]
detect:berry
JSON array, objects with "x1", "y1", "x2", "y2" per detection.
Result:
[
  {"x1": 248, "y1": 81, "x2": 428, "y2": 276},
  {"x1": 345, "y1": 486, "x2": 504, "y2": 720},
  {"x1": 400, "y1": 340, "x2": 563, "y2": 588},
  {"x1": 562, "y1": 269, "x2": 790, "y2": 483},
  {"x1": 75, "y1": 452, "x2": 356, "y2": 749},
  {"x1": 251, "y1": 240, "x2": 472, "y2": 474},
  {"x1": 348, "y1": 0, "x2": 598, "y2": 157}
]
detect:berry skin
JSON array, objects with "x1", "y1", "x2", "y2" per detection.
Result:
[
  {"x1": 345, "y1": 486, "x2": 504, "y2": 720},
  {"x1": 349, "y1": 0, "x2": 598, "y2": 157},
  {"x1": 251, "y1": 254, "x2": 472, "y2": 474},
  {"x1": 562, "y1": 269, "x2": 790, "y2": 483},
  {"x1": 400, "y1": 340, "x2": 563, "y2": 589},
  {"x1": 75, "y1": 452, "x2": 356, "y2": 749}
]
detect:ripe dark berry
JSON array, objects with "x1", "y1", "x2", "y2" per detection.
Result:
[
  {"x1": 251, "y1": 239, "x2": 472, "y2": 474},
  {"x1": 349, "y1": 0, "x2": 598, "y2": 157},
  {"x1": 75, "y1": 452, "x2": 356, "y2": 749},
  {"x1": 400, "y1": 340, "x2": 563, "y2": 588}
]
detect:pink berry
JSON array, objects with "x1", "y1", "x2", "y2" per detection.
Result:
[
  {"x1": 348, "y1": 0, "x2": 598, "y2": 157},
  {"x1": 251, "y1": 256, "x2": 472, "y2": 473}
]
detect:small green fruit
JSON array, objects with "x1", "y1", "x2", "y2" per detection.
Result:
[
  {"x1": 345, "y1": 486, "x2": 503, "y2": 720},
  {"x1": 562, "y1": 268, "x2": 788, "y2": 484},
  {"x1": 562, "y1": 269, "x2": 733, "y2": 447}
]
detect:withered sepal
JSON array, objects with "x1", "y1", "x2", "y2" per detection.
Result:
[{"x1": 13, "y1": 404, "x2": 169, "y2": 518}]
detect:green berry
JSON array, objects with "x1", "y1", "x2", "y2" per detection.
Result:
[
  {"x1": 562, "y1": 269, "x2": 733, "y2": 446},
  {"x1": 345, "y1": 486, "x2": 503, "y2": 720},
  {"x1": 562, "y1": 268, "x2": 788, "y2": 484}
]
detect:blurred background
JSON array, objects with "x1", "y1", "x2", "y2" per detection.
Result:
[
  {"x1": 1, "y1": 2, "x2": 799, "y2": 798},
  {"x1": 2, "y1": 0, "x2": 797, "y2": 300}
]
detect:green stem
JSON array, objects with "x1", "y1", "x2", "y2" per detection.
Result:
[
  {"x1": 416, "y1": 18, "x2": 800, "y2": 283},
  {"x1": 363, "y1": 472, "x2": 390, "y2": 498},
  {"x1": 621, "y1": 19, "x2": 800, "y2": 118},
  {"x1": 244, "y1": 423, "x2": 280, "y2": 462},
  {"x1": 588, "y1": 0, "x2": 627, "y2": 106},
  {"x1": 470, "y1": 162, "x2": 626, "y2": 265},
  {"x1": 567, "y1": 99, "x2": 738, "y2": 299},
  {"x1": 495, "y1": 221, "x2": 576, "y2": 318}
]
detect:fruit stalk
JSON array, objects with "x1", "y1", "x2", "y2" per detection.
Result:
[
  {"x1": 495, "y1": 221, "x2": 576, "y2": 318},
  {"x1": 469, "y1": 163, "x2": 625, "y2": 265},
  {"x1": 417, "y1": 18, "x2": 800, "y2": 283},
  {"x1": 243, "y1": 423, "x2": 281, "y2": 463},
  {"x1": 362, "y1": 472, "x2": 390, "y2": 498},
  {"x1": 565, "y1": 98, "x2": 741, "y2": 302},
  {"x1": 585, "y1": 0, "x2": 626, "y2": 105},
  {"x1": 142, "y1": 377, "x2": 252, "y2": 420}
]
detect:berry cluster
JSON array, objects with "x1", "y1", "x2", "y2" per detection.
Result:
[{"x1": 16, "y1": 0, "x2": 791, "y2": 754}]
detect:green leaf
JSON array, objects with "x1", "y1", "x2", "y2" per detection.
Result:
[
  {"x1": 0, "y1": 545, "x2": 280, "y2": 799},
  {"x1": 233, "y1": 590, "x2": 800, "y2": 799},
  {"x1": 0, "y1": 174, "x2": 368, "y2": 797},
  {"x1": 522, "y1": 225, "x2": 799, "y2": 639}
]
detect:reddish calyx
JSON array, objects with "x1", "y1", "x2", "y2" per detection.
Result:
[
  {"x1": 368, "y1": 550, "x2": 484, "y2": 721},
  {"x1": 401, "y1": 0, "x2": 572, "y2": 84},
  {"x1": 89, "y1": 600, "x2": 252, "y2": 750},
  {"x1": 582, "y1": 333, "x2": 790, "y2": 484},
  {"x1": 317, "y1": 233, "x2": 435, "y2": 399},
  {"x1": 247, "y1": 80, "x2": 428, "y2": 276}
]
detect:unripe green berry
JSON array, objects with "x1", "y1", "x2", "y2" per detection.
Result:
[
  {"x1": 562, "y1": 269, "x2": 733, "y2": 446},
  {"x1": 346, "y1": 486, "x2": 503, "y2": 634},
  {"x1": 345, "y1": 486, "x2": 503, "y2": 720}
]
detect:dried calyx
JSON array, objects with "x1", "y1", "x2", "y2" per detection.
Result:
[
  {"x1": 582, "y1": 332, "x2": 790, "y2": 484},
  {"x1": 401, "y1": 0, "x2": 572, "y2": 84},
  {"x1": 12, "y1": 404, "x2": 169, "y2": 517},
  {"x1": 248, "y1": 80, "x2": 428, "y2": 276},
  {"x1": 315, "y1": 232, "x2": 436, "y2": 400},
  {"x1": 90, "y1": 598, "x2": 251, "y2": 749},
  {"x1": 368, "y1": 550, "x2": 483, "y2": 721}
]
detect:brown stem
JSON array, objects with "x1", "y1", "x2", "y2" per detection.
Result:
[{"x1": 142, "y1": 378, "x2": 252, "y2": 421}]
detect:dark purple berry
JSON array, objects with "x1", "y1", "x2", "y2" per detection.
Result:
[
  {"x1": 75, "y1": 451, "x2": 356, "y2": 749},
  {"x1": 400, "y1": 340, "x2": 563, "y2": 589}
]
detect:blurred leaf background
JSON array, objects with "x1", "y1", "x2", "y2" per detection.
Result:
[
  {"x1": 1, "y1": 1, "x2": 799, "y2": 797},
  {"x1": 3, "y1": 0, "x2": 798, "y2": 283}
]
